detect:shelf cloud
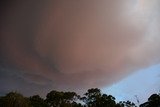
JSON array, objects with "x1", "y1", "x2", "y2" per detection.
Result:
[{"x1": 0, "y1": 0, "x2": 160, "y2": 95}]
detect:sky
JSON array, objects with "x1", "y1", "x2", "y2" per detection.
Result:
[
  {"x1": 102, "y1": 64, "x2": 160, "y2": 104},
  {"x1": 0, "y1": 0, "x2": 160, "y2": 102}
]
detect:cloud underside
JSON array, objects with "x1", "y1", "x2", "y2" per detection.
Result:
[{"x1": 0, "y1": 0, "x2": 160, "y2": 95}]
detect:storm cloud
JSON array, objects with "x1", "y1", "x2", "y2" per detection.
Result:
[{"x1": 0, "y1": 0, "x2": 160, "y2": 96}]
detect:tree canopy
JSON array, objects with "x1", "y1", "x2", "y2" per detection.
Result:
[
  {"x1": 140, "y1": 93, "x2": 160, "y2": 107},
  {"x1": 0, "y1": 88, "x2": 159, "y2": 107},
  {"x1": 0, "y1": 92, "x2": 30, "y2": 107}
]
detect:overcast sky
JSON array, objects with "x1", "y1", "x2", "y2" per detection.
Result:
[{"x1": 0, "y1": 0, "x2": 160, "y2": 102}]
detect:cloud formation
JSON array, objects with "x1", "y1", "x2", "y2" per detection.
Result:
[{"x1": 0, "y1": 0, "x2": 160, "y2": 95}]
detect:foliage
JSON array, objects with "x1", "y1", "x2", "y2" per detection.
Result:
[
  {"x1": 29, "y1": 95, "x2": 49, "y2": 107},
  {"x1": 0, "y1": 92, "x2": 30, "y2": 107},
  {"x1": 46, "y1": 90, "x2": 81, "y2": 107},
  {"x1": 0, "y1": 88, "x2": 160, "y2": 107},
  {"x1": 140, "y1": 93, "x2": 160, "y2": 107},
  {"x1": 117, "y1": 101, "x2": 137, "y2": 107},
  {"x1": 81, "y1": 88, "x2": 116, "y2": 107}
]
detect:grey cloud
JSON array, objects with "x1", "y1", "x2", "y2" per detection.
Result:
[{"x1": 0, "y1": 0, "x2": 160, "y2": 96}]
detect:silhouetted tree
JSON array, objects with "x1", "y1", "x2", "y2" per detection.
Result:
[
  {"x1": 81, "y1": 88, "x2": 101, "y2": 107},
  {"x1": 100, "y1": 94, "x2": 116, "y2": 107},
  {"x1": 46, "y1": 90, "x2": 81, "y2": 107},
  {"x1": 2, "y1": 88, "x2": 160, "y2": 107},
  {"x1": 0, "y1": 92, "x2": 30, "y2": 107},
  {"x1": 0, "y1": 96, "x2": 5, "y2": 107},
  {"x1": 140, "y1": 93, "x2": 160, "y2": 107},
  {"x1": 117, "y1": 101, "x2": 137, "y2": 107},
  {"x1": 29, "y1": 95, "x2": 49, "y2": 107},
  {"x1": 81, "y1": 88, "x2": 117, "y2": 107}
]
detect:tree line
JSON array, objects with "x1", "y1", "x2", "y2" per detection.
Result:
[{"x1": 0, "y1": 88, "x2": 159, "y2": 107}]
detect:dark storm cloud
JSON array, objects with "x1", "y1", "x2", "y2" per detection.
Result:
[
  {"x1": 0, "y1": 66, "x2": 53, "y2": 96},
  {"x1": 0, "y1": 0, "x2": 160, "y2": 95}
]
